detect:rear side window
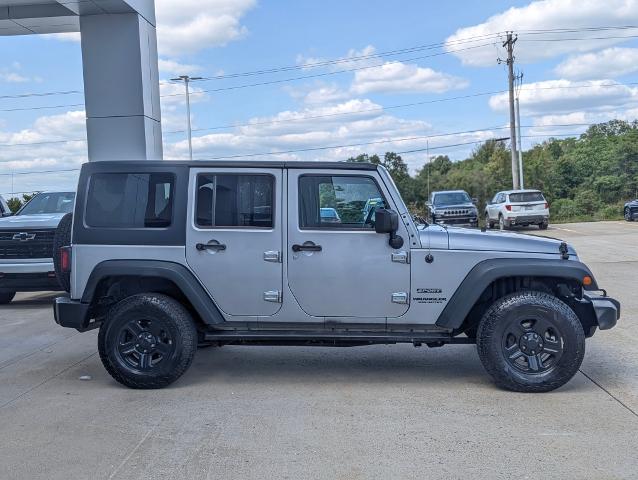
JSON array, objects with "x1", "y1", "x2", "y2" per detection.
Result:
[
  {"x1": 509, "y1": 192, "x2": 545, "y2": 203},
  {"x1": 196, "y1": 174, "x2": 274, "y2": 228},
  {"x1": 85, "y1": 173, "x2": 174, "y2": 228}
]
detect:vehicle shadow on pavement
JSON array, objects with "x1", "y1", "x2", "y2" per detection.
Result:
[
  {"x1": 1, "y1": 292, "x2": 59, "y2": 309},
  {"x1": 178, "y1": 344, "x2": 495, "y2": 388}
]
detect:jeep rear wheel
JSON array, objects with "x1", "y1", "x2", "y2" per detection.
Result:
[
  {"x1": 98, "y1": 293, "x2": 197, "y2": 389},
  {"x1": 53, "y1": 212, "x2": 73, "y2": 292},
  {"x1": 0, "y1": 291, "x2": 16, "y2": 304},
  {"x1": 476, "y1": 291, "x2": 585, "y2": 392}
]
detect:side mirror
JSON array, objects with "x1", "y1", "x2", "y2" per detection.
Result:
[{"x1": 374, "y1": 208, "x2": 404, "y2": 249}]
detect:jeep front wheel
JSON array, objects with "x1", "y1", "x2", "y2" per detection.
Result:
[
  {"x1": 98, "y1": 293, "x2": 197, "y2": 389},
  {"x1": 476, "y1": 291, "x2": 585, "y2": 392}
]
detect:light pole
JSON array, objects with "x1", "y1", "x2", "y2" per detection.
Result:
[{"x1": 171, "y1": 75, "x2": 202, "y2": 160}]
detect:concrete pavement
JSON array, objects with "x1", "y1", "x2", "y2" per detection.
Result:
[{"x1": 1, "y1": 221, "x2": 637, "y2": 479}]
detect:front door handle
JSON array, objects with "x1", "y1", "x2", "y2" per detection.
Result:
[
  {"x1": 292, "y1": 242, "x2": 322, "y2": 252},
  {"x1": 196, "y1": 242, "x2": 227, "y2": 251}
]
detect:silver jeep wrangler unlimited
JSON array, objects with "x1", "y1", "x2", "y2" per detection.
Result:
[{"x1": 54, "y1": 161, "x2": 620, "y2": 391}]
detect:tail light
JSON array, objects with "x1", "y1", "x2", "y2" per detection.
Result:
[
  {"x1": 544, "y1": 202, "x2": 549, "y2": 209},
  {"x1": 505, "y1": 204, "x2": 512, "y2": 211},
  {"x1": 60, "y1": 246, "x2": 71, "y2": 273}
]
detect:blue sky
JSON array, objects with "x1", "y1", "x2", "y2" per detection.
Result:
[{"x1": 1, "y1": 0, "x2": 638, "y2": 195}]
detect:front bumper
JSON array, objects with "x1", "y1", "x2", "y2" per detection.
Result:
[
  {"x1": 584, "y1": 293, "x2": 620, "y2": 331},
  {"x1": 54, "y1": 296, "x2": 94, "y2": 332},
  {"x1": 436, "y1": 216, "x2": 478, "y2": 226}
]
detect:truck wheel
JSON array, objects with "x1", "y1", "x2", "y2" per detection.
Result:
[
  {"x1": 0, "y1": 291, "x2": 16, "y2": 304},
  {"x1": 98, "y1": 293, "x2": 197, "y2": 389},
  {"x1": 476, "y1": 291, "x2": 585, "y2": 393},
  {"x1": 53, "y1": 213, "x2": 72, "y2": 292}
]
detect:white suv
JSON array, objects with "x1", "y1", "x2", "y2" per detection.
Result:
[{"x1": 485, "y1": 190, "x2": 549, "y2": 230}]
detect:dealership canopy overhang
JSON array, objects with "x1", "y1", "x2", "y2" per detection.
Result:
[{"x1": 0, "y1": 0, "x2": 162, "y2": 161}]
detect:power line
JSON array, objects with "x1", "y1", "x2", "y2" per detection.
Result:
[
  {"x1": 0, "y1": 103, "x2": 85, "y2": 113},
  {"x1": 0, "y1": 90, "x2": 82, "y2": 100},
  {"x1": 0, "y1": 168, "x2": 80, "y2": 177},
  {"x1": 162, "y1": 42, "x2": 497, "y2": 98}
]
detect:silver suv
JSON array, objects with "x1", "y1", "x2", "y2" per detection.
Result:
[
  {"x1": 0, "y1": 191, "x2": 75, "y2": 304},
  {"x1": 53, "y1": 161, "x2": 619, "y2": 392}
]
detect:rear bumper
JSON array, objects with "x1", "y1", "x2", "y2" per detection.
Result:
[
  {"x1": 506, "y1": 215, "x2": 549, "y2": 225},
  {"x1": 584, "y1": 293, "x2": 620, "y2": 330},
  {"x1": 54, "y1": 296, "x2": 94, "y2": 332}
]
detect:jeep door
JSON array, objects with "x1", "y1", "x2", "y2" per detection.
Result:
[
  {"x1": 287, "y1": 169, "x2": 411, "y2": 319},
  {"x1": 186, "y1": 168, "x2": 283, "y2": 317}
]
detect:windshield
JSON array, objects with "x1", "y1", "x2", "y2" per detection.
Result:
[
  {"x1": 509, "y1": 192, "x2": 544, "y2": 203},
  {"x1": 18, "y1": 192, "x2": 75, "y2": 215},
  {"x1": 433, "y1": 192, "x2": 471, "y2": 206}
]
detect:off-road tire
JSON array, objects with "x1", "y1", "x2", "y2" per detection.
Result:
[
  {"x1": 0, "y1": 291, "x2": 16, "y2": 304},
  {"x1": 538, "y1": 222, "x2": 548, "y2": 230},
  {"x1": 98, "y1": 293, "x2": 197, "y2": 389},
  {"x1": 53, "y1": 213, "x2": 72, "y2": 292},
  {"x1": 476, "y1": 291, "x2": 585, "y2": 393},
  {"x1": 625, "y1": 208, "x2": 634, "y2": 222}
]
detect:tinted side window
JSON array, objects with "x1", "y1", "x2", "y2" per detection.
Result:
[
  {"x1": 196, "y1": 174, "x2": 274, "y2": 228},
  {"x1": 86, "y1": 173, "x2": 174, "y2": 228},
  {"x1": 509, "y1": 192, "x2": 545, "y2": 202},
  {"x1": 299, "y1": 175, "x2": 385, "y2": 229}
]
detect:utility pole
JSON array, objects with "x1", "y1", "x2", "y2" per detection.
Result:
[
  {"x1": 171, "y1": 75, "x2": 202, "y2": 160},
  {"x1": 516, "y1": 96, "x2": 524, "y2": 189},
  {"x1": 426, "y1": 140, "x2": 430, "y2": 201},
  {"x1": 502, "y1": 32, "x2": 520, "y2": 190}
]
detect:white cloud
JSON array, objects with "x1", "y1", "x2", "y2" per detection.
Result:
[
  {"x1": 155, "y1": 0, "x2": 256, "y2": 56},
  {"x1": 293, "y1": 84, "x2": 353, "y2": 105},
  {"x1": 489, "y1": 79, "x2": 638, "y2": 115},
  {"x1": 0, "y1": 62, "x2": 40, "y2": 83},
  {"x1": 158, "y1": 59, "x2": 202, "y2": 76},
  {"x1": 555, "y1": 47, "x2": 638, "y2": 79},
  {"x1": 162, "y1": 99, "x2": 494, "y2": 172},
  {"x1": 45, "y1": 1, "x2": 256, "y2": 56},
  {"x1": 351, "y1": 62, "x2": 469, "y2": 95},
  {"x1": 0, "y1": 111, "x2": 87, "y2": 194},
  {"x1": 445, "y1": 0, "x2": 638, "y2": 67},
  {"x1": 527, "y1": 108, "x2": 638, "y2": 137},
  {"x1": 296, "y1": 45, "x2": 378, "y2": 71}
]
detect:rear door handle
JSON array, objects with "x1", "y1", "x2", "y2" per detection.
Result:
[
  {"x1": 196, "y1": 242, "x2": 227, "y2": 251},
  {"x1": 292, "y1": 243, "x2": 322, "y2": 252}
]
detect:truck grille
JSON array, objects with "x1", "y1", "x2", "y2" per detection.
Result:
[{"x1": 0, "y1": 229, "x2": 56, "y2": 259}]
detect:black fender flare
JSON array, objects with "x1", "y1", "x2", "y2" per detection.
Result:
[
  {"x1": 435, "y1": 258, "x2": 598, "y2": 329},
  {"x1": 82, "y1": 260, "x2": 225, "y2": 325}
]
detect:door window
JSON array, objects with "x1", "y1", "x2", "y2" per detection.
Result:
[
  {"x1": 196, "y1": 174, "x2": 274, "y2": 228},
  {"x1": 298, "y1": 175, "x2": 385, "y2": 230}
]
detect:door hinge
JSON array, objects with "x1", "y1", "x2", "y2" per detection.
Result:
[
  {"x1": 263, "y1": 250, "x2": 282, "y2": 263},
  {"x1": 391, "y1": 251, "x2": 410, "y2": 264},
  {"x1": 263, "y1": 290, "x2": 283, "y2": 303},
  {"x1": 391, "y1": 292, "x2": 409, "y2": 304}
]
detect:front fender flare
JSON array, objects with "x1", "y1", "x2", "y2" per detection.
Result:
[{"x1": 435, "y1": 258, "x2": 598, "y2": 329}]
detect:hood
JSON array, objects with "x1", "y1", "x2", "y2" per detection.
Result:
[
  {"x1": 626, "y1": 199, "x2": 638, "y2": 207},
  {"x1": 418, "y1": 225, "x2": 577, "y2": 256},
  {"x1": 433, "y1": 202, "x2": 476, "y2": 210},
  {"x1": 0, "y1": 213, "x2": 67, "y2": 230}
]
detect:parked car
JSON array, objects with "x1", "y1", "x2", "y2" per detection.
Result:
[
  {"x1": 53, "y1": 161, "x2": 619, "y2": 393},
  {"x1": 624, "y1": 199, "x2": 638, "y2": 221},
  {"x1": 0, "y1": 195, "x2": 11, "y2": 217},
  {"x1": 427, "y1": 190, "x2": 478, "y2": 227},
  {"x1": 485, "y1": 190, "x2": 549, "y2": 230},
  {"x1": 0, "y1": 191, "x2": 75, "y2": 304},
  {"x1": 319, "y1": 207, "x2": 341, "y2": 223}
]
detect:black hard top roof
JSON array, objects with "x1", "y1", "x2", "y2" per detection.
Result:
[{"x1": 83, "y1": 160, "x2": 379, "y2": 171}]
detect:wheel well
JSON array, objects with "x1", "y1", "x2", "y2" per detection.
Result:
[
  {"x1": 459, "y1": 276, "x2": 597, "y2": 338},
  {"x1": 90, "y1": 275, "x2": 207, "y2": 330}
]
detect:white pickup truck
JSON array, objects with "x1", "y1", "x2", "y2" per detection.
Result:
[{"x1": 0, "y1": 191, "x2": 75, "y2": 304}]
